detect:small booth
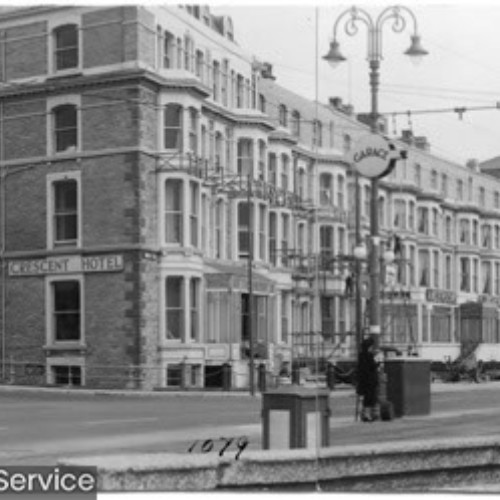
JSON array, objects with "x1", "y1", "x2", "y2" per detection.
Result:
[
  {"x1": 262, "y1": 386, "x2": 330, "y2": 450},
  {"x1": 384, "y1": 358, "x2": 431, "y2": 418}
]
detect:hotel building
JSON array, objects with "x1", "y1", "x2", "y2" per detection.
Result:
[{"x1": 0, "y1": 4, "x2": 498, "y2": 389}]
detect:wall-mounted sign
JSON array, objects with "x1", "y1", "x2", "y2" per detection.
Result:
[
  {"x1": 478, "y1": 294, "x2": 500, "y2": 308},
  {"x1": 8, "y1": 254, "x2": 124, "y2": 277},
  {"x1": 352, "y1": 134, "x2": 398, "y2": 179},
  {"x1": 381, "y1": 290, "x2": 412, "y2": 300},
  {"x1": 426, "y1": 288, "x2": 457, "y2": 305}
]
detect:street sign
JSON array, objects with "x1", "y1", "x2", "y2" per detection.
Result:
[{"x1": 352, "y1": 134, "x2": 399, "y2": 179}]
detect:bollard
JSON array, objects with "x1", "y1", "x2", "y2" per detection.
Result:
[
  {"x1": 326, "y1": 362, "x2": 336, "y2": 390},
  {"x1": 221, "y1": 363, "x2": 232, "y2": 391},
  {"x1": 262, "y1": 387, "x2": 331, "y2": 449},
  {"x1": 258, "y1": 363, "x2": 267, "y2": 393}
]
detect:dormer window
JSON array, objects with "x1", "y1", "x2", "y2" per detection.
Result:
[
  {"x1": 430, "y1": 170, "x2": 438, "y2": 190},
  {"x1": 53, "y1": 24, "x2": 78, "y2": 71},
  {"x1": 291, "y1": 110, "x2": 300, "y2": 137},
  {"x1": 313, "y1": 120, "x2": 323, "y2": 147},
  {"x1": 279, "y1": 104, "x2": 288, "y2": 127}
]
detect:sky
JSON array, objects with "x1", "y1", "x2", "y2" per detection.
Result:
[{"x1": 211, "y1": 1, "x2": 500, "y2": 167}]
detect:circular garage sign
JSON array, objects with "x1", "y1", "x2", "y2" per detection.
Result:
[{"x1": 352, "y1": 134, "x2": 396, "y2": 178}]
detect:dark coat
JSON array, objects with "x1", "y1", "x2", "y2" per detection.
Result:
[{"x1": 356, "y1": 339, "x2": 379, "y2": 405}]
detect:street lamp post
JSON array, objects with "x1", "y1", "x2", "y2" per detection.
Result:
[{"x1": 323, "y1": 5, "x2": 427, "y2": 348}]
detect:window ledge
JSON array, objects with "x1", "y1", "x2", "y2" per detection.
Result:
[
  {"x1": 43, "y1": 344, "x2": 87, "y2": 355},
  {"x1": 47, "y1": 70, "x2": 83, "y2": 80}
]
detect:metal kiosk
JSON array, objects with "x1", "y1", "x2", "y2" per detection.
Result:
[
  {"x1": 384, "y1": 357, "x2": 431, "y2": 418},
  {"x1": 262, "y1": 386, "x2": 330, "y2": 450}
]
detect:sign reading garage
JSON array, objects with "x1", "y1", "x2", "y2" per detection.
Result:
[{"x1": 8, "y1": 254, "x2": 124, "y2": 276}]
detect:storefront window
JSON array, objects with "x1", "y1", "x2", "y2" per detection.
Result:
[{"x1": 431, "y1": 307, "x2": 453, "y2": 343}]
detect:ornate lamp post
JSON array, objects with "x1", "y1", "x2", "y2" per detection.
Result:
[{"x1": 323, "y1": 5, "x2": 427, "y2": 348}]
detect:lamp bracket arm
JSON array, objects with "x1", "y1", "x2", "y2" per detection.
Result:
[
  {"x1": 332, "y1": 6, "x2": 374, "y2": 43},
  {"x1": 376, "y1": 5, "x2": 420, "y2": 36}
]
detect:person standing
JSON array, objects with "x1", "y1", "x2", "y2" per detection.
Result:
[{"x1": 356, "y1": 337, "x2": 379, "y2": 422}]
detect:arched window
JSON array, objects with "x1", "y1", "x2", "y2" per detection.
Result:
[
  {"x1": 215, "y1": 199, "x2": 224, "y2": 259},
  {"x1": 415, "y1": 164, "x2": 422, "y2": 188},
  {"x1": 184, "y1": 34, "x2": 193, "y2": 71},
  {"x1": 215, "y1": 132, "x2": 224, "y2": 171},
  {"x1": 441, "y1": 173, "x2": 448, "y2": 197},
  {"x1": 430, "y1": 169, "x2": 438, "y2": 189},
  {"x1": 445, "y1": 216, "x2": 452, "y2": 243},
  {"x1": 176, "y1": 37, "x2": 183, "y2": 69},
  {"x1": 259, "y1": 94, "x2": 266, "y2": 113},
  {"x1": 337, "y1": 175, "x2": 344, "y2": 209},
  {"x1": 53, "y1": 104, "x2": 78, "y2": 153},
  {"x1": 236, "y1": 75, "x2": 244, "y2": 108},
  {"x1": 313, "y1": 120, "x2": 323, "y2": 147},
  {"x1": 281, "y1": 154, "x2": 289, "y2": 191},
  {"x1": 319, "y1": 173, "x2": 333, "y2": 206},
  {"x1": 319, "y1": 225, "x2": 334, "y2": 262},
  {"x1": 343, "y1": 134, "x2": 351, "y2": 153},
  {"x1": 268, "y1": 153, "x2": 277, "y2": 186},
  {"x1": 457, "y1": 179, "x2": 464, "y2": 200},
  {"x1": 297, "y1": 169, "x2": 306, "y2": 200},
  {"x1": 195, "y1": 49, "x2": 204, "y2": 78},
  {"x1": 212, "y1": 60, "x2": 221, "y2": 101},
  {"x1": 53, "y1": 24, "x2": 78, "y2": 71},
  {"x1": 409, "y1": 201, "x2": 415, "y2": 230},
  {"x1": 187, "y1": 108, "x2": 198, "y2": 154},
  {"x1": 51, "y1": 177, "x2": 78, "y2": 246},
  {"x1": 164, "y1": 31, "x2": 175, "y2": 68},
  {"x1": 258, "y1": 140, "x2": 266, "y2": 180}
]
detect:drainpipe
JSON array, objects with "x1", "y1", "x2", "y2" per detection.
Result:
[{"x1": 0, "y1": 99, "x2": 5, "y2": 381}]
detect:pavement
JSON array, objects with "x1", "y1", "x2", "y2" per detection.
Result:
[{"x1": 1, "y1": 378, "x2": 498, "y2": 398}]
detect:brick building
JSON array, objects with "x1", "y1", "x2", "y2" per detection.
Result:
[{"x1": 1, "y1": 4, "x2": 500, "y2": 390}]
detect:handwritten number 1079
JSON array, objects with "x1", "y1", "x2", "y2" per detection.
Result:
[{"x1": 187, "y1": 436, "x2": 248, "y2": 459}]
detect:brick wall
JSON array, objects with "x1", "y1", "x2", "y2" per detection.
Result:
[
  {"x1": 137, "y1": 85, "x2": 158, "y2": 151},
  {"x1": 0, "y1": 21, "x2": 47, "y2": 81},
  {"x1": 85, "y1": 266, "x2": 133, "y2": 389},
  {"x1": 138, "y1": 255, "x2": 160, "y2": 390},
  {"x1": 3, "y1": 276, "x2": 45, "y2": 384},
  {"x1": 3, "y1": 98, "x2": 46, "y2": 160},
  {"x1": 137, "y1": 153, "x2": 158, "y2": 246},
  {"x1": 82, "y1": 154, "x2": 137, "y2": 247},
  {"x1": 5, "y1": 163, "x2": 52, "y2": 252},
  {"x1": 136, "y1": 7, "x2": 155, "y2": 69},
  {"x1": 82, "y1": 88, "x2": 140, "y2": 151},
  {"x1": 82, "y1": 7, "x2": 138, "y2": 68}
]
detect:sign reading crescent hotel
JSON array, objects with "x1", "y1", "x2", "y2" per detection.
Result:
[
  {"x1": 8, "y1": 254, "x2": 124, "y2": 277},
  {"x1": 352, "y1": 134, "x2": 396, "y2": 178}
]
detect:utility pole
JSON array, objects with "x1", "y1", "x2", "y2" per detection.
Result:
[{"x1": 247, "y1": 173, "x2": 255, "y2": 396}]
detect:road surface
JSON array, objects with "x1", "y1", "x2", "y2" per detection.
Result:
[{"x1": 0, "y1": 383, "x2": 499, "y2": 465}]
